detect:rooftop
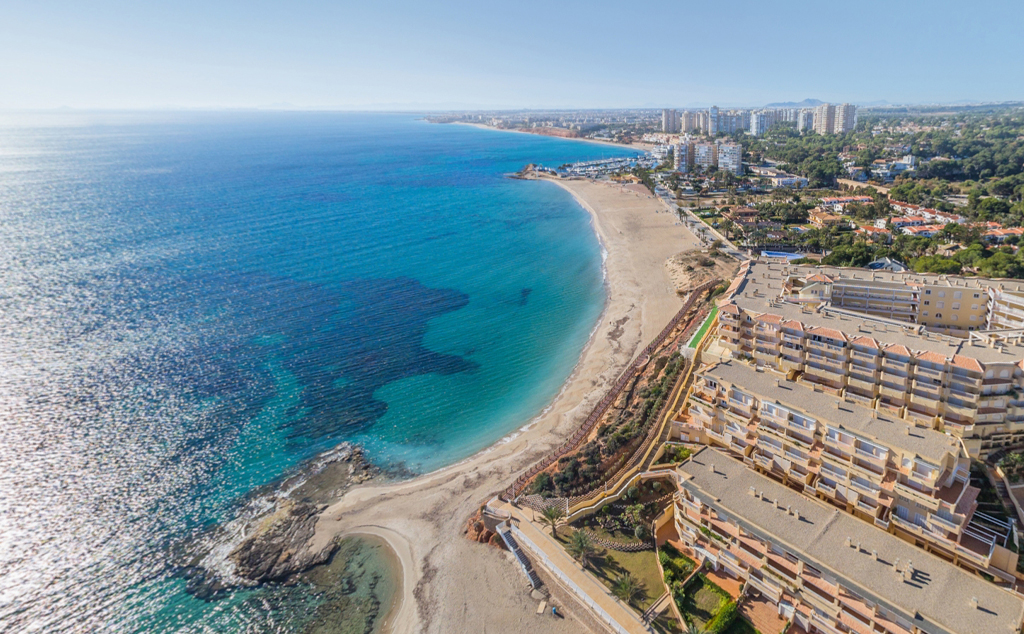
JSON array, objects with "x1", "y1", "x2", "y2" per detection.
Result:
[
  {"x1": 677, "y1": 447, "x2": 1024, "y2": 634},
  {"x1": 724, "y1": 261, "x2": 1024, "y2": 364},
  {"x1": 703, "y1": 361, "x2": 961, "y2": 462}
]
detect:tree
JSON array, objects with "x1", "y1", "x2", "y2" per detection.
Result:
[
  {"x1": 540, "y1": 505, "x2": 566, "y2": 538},
  {"x1": 567, "y1": 530, "x2": 597, "y2": 569},
  {"x1": 684, "y1": 624, "x2": 706, "y2": 634},
  {"x1": 611, "y1": 573, "x2": 646, "y2": 605}
]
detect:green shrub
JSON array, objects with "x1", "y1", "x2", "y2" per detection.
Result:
[
  {"x1": 659, "y1": 550, "x2": 671, "y2": 567},
  {"x1": 705, "y1": 600, "x2": 738, "y2": 634}
]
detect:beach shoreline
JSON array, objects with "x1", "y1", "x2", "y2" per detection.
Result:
[
  {"x1": 450, "y1": 120, "x2": 655, "y2": 152},
  {"x1": 311, "y1": 175, "x2": 699, "y2": 634}
]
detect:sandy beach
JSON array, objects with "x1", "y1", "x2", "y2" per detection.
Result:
[
  {"x1": 453, "y1": 121, "x2": 655, "y2": 152},
  {"x1": 310, "y1": 177, "x2": 700, "y2": 633}
]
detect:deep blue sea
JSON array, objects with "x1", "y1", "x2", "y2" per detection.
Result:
[{"x1": 0, "y1": 112, "x2": 636, "y2": 632}]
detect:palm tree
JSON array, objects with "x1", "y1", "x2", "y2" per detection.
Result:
[
  {"x1": 684, "y1": 623, "x2": 705, "y2": 634},
  {"x1": 540, "y1": 505, "x2": 566, "y2": 538},
  {"x1": 567, "y1": 530, "x2": 597, "y2": 569},
  {"x1": 611, "y1": 573, "x2": 645, "y2": 605}
]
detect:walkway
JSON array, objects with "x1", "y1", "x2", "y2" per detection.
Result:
[{"x1": 496, "y1": 500, "x2": 654, "y2": 634}]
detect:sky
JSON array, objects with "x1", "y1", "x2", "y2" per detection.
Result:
[{"x1": 1, "y1": 0, "x2": 1021, "y2": 110}]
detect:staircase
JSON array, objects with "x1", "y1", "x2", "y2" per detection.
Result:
[{"x1": 496, "y1": 522, "x2": 542, "y2": 589}]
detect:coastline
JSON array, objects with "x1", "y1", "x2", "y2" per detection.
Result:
[
  {"x1": 310, "y1": 176, "x2": 699, "y2": 633},
  {"x1": 451, "y1": 120, "x2": 655, "y2": 152}
]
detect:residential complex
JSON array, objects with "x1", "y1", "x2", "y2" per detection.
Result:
[
  {"x1": 682, "y1": 361, "x2": 1018, "y2": 580},
  {"x1": 672, "y1": 447, "x2": 1024, "y2": 634},
  {"x1": 813, "y1": 103, "x2": 858, "y2": 135},
  {"x1": 704, "y1": 260, "x2": 1024, "y2": 456}
]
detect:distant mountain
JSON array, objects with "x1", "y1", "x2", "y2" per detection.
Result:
[{"x1": 764, "y1": 98, "x2": 823, "y2": 108}]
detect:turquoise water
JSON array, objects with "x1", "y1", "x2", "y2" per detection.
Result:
[{"x1": 0, "y1": 112, "x2": 636, "y2": 632}]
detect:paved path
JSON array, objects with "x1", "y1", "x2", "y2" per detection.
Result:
[{"x1": 497, "y1": 500, "x2": 654, "y2": 634}]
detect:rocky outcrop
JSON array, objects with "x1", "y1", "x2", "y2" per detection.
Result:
[
  {"x1": 463, "y1": 507, "x2": 504, "y2": 549},
  {"x1": 228, "y1": 499, "x2": 334, "y2": 583},
  {"x1": 179, "y1": 441, "x2": 383, "y2": 598}
]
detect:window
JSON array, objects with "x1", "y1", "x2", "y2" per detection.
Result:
[
  {"x1": 924, "y1": 300, "x2": 930, "y2": 305},
  {"x1": 925, "y1": 289, "x2": 931, "y2": 295},
  {"x1": 936, "y1": 313, "x2": 942, "y2": 318},
  {"x1": 954, "y1": 291, "x2": 962, "y2": 299},
  {"x1": 970, "y1": 315, "x2": 978, "y2": 322},
  {"x1": 974, "y1": 293, "x2": 980, "y2": 299},
  {"x1": 937, "y1": 302, "x2": 944, "y2": 309},
  {"x1": 972, "y1": 304, "x2": 978, "y2": 310},
  {"x1": 952, "y1": 315, "x2": 958, "y2": 321},
  {"x1": 952, "y1": 303, "x2": 960, "y2": 309},
  {"x1": 939, "y1": 291, "x2": 945, "y2": 297},
  {"x1": 923, "y1": 311, "x2": 929, "y2": 316}
]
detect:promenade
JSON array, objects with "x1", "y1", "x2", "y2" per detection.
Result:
[{"x1": 493, "y1": 499, "x2": 654, "y2": 634}]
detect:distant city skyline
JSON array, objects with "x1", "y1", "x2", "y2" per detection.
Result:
[{"x1": 0, "y1": 0, "x2": 1020, "y2": 110}]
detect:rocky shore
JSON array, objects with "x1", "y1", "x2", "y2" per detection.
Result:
[{"x1": 180, "y1": 442, "x2": 382, "y2": 599}]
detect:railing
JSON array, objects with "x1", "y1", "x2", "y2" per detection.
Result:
[{"x1": 502, "y1": 278, "x2": 721, "y2": 501}]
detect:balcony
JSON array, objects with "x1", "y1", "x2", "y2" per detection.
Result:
[
  {"x1": 882, "y1": 358, "x2": 910, "y2": 372},
  {"x1": 782, "y1": 333, "x2": 804, "y2": 345},
  {"x1": 927, "y1": 512, "x2": 962, "y2": 534},
  {"x1": 746, "y1": 573, "x2": 783, "y2": 603},
  {"x1": 754, "y1": 349, "x2": 778, "y2": 363},
  {"x1": 914, "y1": 365, "x2": 946, "y2": 381},
  {"x1": 879, "y1": 384, "x2": 907, "y2": 399},
  {"x1": 948, "y1": 372, "x2": 982, "y2": 391},
  {"x1": 909, "y1": 393, "x2": 940, "y2": 411},
  {"x1": 854, "y1": 446, "x2": 888, "y2": 467},
  {"x1": 894, "y1": 482, "x2": 941, "y2": 511},
  {"x1": 780, "y1": 357, "x2": 804, "y2": 372},
  {"x1": 847, "y1": 375, "x2": 878, "y2": 393}
]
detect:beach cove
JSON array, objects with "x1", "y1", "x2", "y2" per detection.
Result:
[{"x1": 312, "y1": 173, "x2": 702, "y2": 633}]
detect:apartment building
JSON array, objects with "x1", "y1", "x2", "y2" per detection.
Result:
[
  {"x1": 681, "y1": 110, "x2": 700, "y2": 133},
  {"x1": 674, "y1": 142, "x2": 691, "y2": 172},
  {"x1": 683, "y1": 361, "x2": 1018, "y2": 580},
  {"x1": 662, "y1": 108, "x2": 681, "y2": 133},
  {"x1": 717, "y1": 142, "x2": 743, "y2": 175},
  {"x1": 672, "y1": 447, "x2": 1024, "y2": 634},
  {"x1": 813, "y1": 103, "x2": 858, "y2": 135},
  {"x1": 706, "y1": 106, "x2": 720, "y2": 135},
  {"x1": 797, "y1": 109, "x2": 814, "y2": 131},
  {"x1": 750, "y1": 110, "x2": 781, "y2": 136},
  {"x1": 835, "y1": 103, "x2": 858, "y2": 133},
  {"x1": 710, "y1": 261, "x2": 1024, "y2": 455},
  {"x1": 813, "y1": 104, "x2": 835, "y2": 135},
  {"x1": 694, "y1": 142, "x2": 717, "y2": 171}
]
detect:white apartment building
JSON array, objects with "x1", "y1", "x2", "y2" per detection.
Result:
[
  {"x1": 694, "y1": 142, "x2": 717, "y2": 171},
  {"x1": 717, "y1": 142, "x2": 743, "y2": 175}
]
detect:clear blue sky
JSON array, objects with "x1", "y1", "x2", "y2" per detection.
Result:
[{"x1": 1, "y1": 0, "x2": 1020, "y2": 110}]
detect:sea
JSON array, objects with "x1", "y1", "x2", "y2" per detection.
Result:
[{"x1": 0, "y1": 112, "x2": 638, "y2": 633}]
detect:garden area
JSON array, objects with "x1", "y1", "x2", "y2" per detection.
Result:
[
  {"x1": 552, "y1": 526, "x2": 663, "y2": 613},
  {"x1": 528, "y1": 354, "x2": 687, "y2": 499},
  {"x1": 659, "y1": 544, "x2": 754, "y2": 634},
  {"x1": 655, "y1": 444, "x2": 693, "y2": 466},
  {"x1": 569, "y1": 479, "x2": 674, "y2": 543}
]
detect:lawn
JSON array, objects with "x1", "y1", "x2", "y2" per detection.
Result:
[
  {"x1": 680, "y1": 575, "x2": 730, "y2": 628},
  {"x1": 688, "y1": 306, "x2": 719, "y2": 349},
  {"x1": 554, "y1": 530, "x2": 664, "y2": 612}
]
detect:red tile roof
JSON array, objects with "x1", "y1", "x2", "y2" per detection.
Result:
[
  {"x1": 951, "y1": 355, "x2": 983, "y2": 372},
  {"x1": 808, "y1": 326, "x2": 847, "y2": 341},
  {"x1": 850, "y1": 336, "x2": 879, "y2": 349}
]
